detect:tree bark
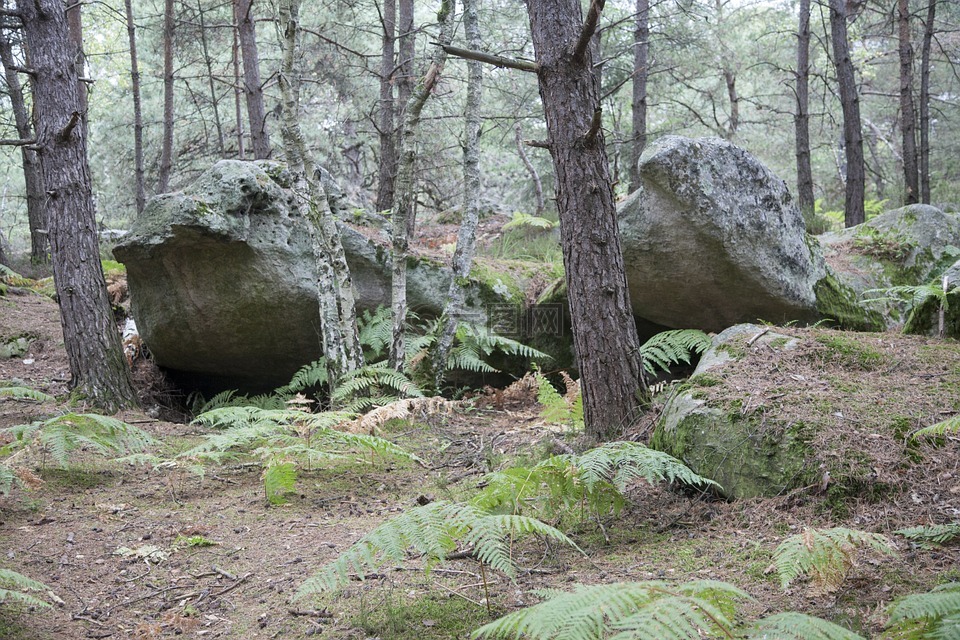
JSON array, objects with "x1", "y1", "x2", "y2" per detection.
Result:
[
  {"x1": 236, "y1": 0, "x2": 270, "y2": 159},
  {"x1": 525, "y1": 0, "x2": 643, "y2": 442},
  {"x1": 123, "y1": 0, "x2": 146, "y2": 215},
  {"x1": 918, "y1": 0, "x2": 935, "y2": 204},
  {"x1": 66, "y1": 1, "x2": 86, "y2": 122},
  {"x1": 0, "y1": 25, "x2": 47, "y2": 262},
  {"x1": 433, "y1": 0, "x2": 482, "y2": 390},
  {"x1": 196, "y1": 0, "x2": 225, "y2": 156},
  {"x1": 898, "y1": 0, "x2": 918, "y2": 204},
  {"x1": 158, "y1": 0, "x2": 176, "y2": 192},
  {"x1": 278, "y1": 0, "x2": 363, "y2": 389},
  {"x1": 231, "y1": 0, "x2": 245, "y2": 159},
  {"x1": 829, "y1": 0, "x2": 865, "y2": 227},
  {"x1": 389, "y1": 0, "x2": 455, "y2": 371},
  {"x1": 628, "y1": 0, "x2": 648, "y2": 194},
  {"x1": 794, "y1": 0, "x2": 815, "y2": 218},
  {"x1": 375, "y1": 0, "x2": 398, "y2": 213},
  {"x1": 17, "y1": 0, "x2": 138, "y2": 411}
]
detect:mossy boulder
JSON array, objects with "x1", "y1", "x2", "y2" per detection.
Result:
[{"x1": 902, "y1": 258, "x2": 960, "y2": 338}]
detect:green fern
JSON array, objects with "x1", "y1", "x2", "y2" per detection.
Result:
[
  {"x1": 638, "y1": 329, "x2": 711, "y2": 376},
  {"x1": 883, "y1": 582, "x2": 960, "y2": 640},
  {"x1": 0, "y1": 568, "x2": 52, "y2": 609},
  {"x1": 357, "y1": 306, "x2": 394, "y2": 360},
  {"x1": 772, "y1": 527, "x2": 896, "y2": 591},
  {"x1": 330, "y1": 362, "x2": 423, "y2": 412},
  {"x1": 2, "y1": 413, "x2": 157, "y2": 468},
  {"x1": 263, "y1": 462, "x2": 297, "y2": 505},
  {"x1": 276, "y1": 359, "x2": 329, "y2": 395},
  {"x1": 296, "y1": 500, "x2": 580, "y2": 597},
  {"x1": 745, "y1": 612, "x2": 866, "y2": 639},
  {"x1": 0, "y1": 466, "x2": 14, "y2": 496},
  {"x1": 912, "y1": 416, "x2": 960, "y2": 440},
  {"x1": 896, "y1": 523, "x2": 960, "y2": 548},
  {"x1": 0, "y1": 386, "x2": 54, "y2": 403},
  {"x1": 535, "y1": 373, "x2": 582, "y2": 429},
  {"x1": 191, "y1": 389, "x2": 288, "y2": 414}
]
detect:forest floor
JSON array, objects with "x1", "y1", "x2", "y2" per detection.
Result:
[{"x1": 1, "y1": 290, "x2": 959, "y2": 639}]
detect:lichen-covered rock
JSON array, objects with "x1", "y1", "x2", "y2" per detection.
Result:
[
  {"x1": 114, "y1": 160, "x2": 515, "y2": 390},
  {"x1": 619, "y1": 136, "x2": 875, "y2": 332}
]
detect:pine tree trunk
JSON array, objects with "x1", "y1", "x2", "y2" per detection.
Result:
[
  {"x1": 236, "y1": 0, "x2": 270, "y2": 159},
  {"x1": 526, "y1": 0, "x2": 643, "y2": 442},
  {"x1": 898, "y1": 0, "x2": 919, "y2": 204},
  {"x1": 196, "y1": 0, "x2": 225, "y2": 157},
  {"x1": 17, "y1": 0, "x2": 138, "y2": 412},
  {"x1": 375, "y1": 0, "x2": 397, "y2": 213},
  {"x1": 628, "y1": 0, "x2": 648, "y2": 193},
  {"x1": 389, "y1": 0, "x2": 455, "y2": 371},
  {"x1": 0, "y1": 28, "x2": 48, "y2": 263},
  {"x1": 829, "y1": 0, "x2": 865, "y2": 227},
  {"x1": 434, "y1": 0, "x2": 482, "y2": 390},
  {"x1": 794, "y1": 0, "x2": 815, "y2": 218},
  {"x1": 124, "y1": 0, "x2": 146, "y2": 215},
  {"x1": 158, "y1": 0, "x2": 176, "y2": 193},
  {"x1": 231, "y1": 1, "x2": 246, "y2": 159},
  {"x1": 278, "y1": 0, "x2": 363, "y2": 389},
  {"x1": 918, "y1": 0, "x2": 935, "y2": 204}
]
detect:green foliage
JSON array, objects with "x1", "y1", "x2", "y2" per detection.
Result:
[
  {"x1": 0, "y1": 386, "x2": 54, "y2": 403},
  {"x1": 263, "y1": 461, "x2": 297, "y2": 504},
  {"x1": 638, "y1": 330, "x2": 711, "y2": 377},
  {"x1": 772, "y1": 527, "x2": 896, "y2": 591},
  {"x1": 331, "y1": 362, "x2": 423, "y2": 412},
  {"x1": 895, "y1": 523, "x2": 960, "y2": 548},
  {"x1": 296, "y1": 500, "x2": 579, "y2": 597},
  {"x1": 854, "y1": 227, "x2": 917, "y2": 262},
  {"x1": 912, "y1": 415, "x2": 960, "y2": 440},
  {"x1": 275, "y1": 360, "x2": 329, "y2": 395},
  {"x1": 0, "y1": 568, "x2": 52, "y2": 610},
  {"x1": 472, "y1": 441, "x2": 719, "y2": 520},
  {"x1": 502, "y1": 212, "x2": 557, "y2": 232},
  {"x1": 446, "y1": 323, "x2": 550, "y2": 374},
  {"x1": 535, "y1": 373, "x2": 582, "y2": 430},
  {"x1": 882, "y1": 582, "x2": 960, "y2": 640},
  {"x1": 747, "y1": 612, "x2": 866, "y2": 640},
  {"x1": 863, "y1": 281, "x2": 953, "y2": 332},
  {"x1": 190, "y1": 389, "x2": 288, "y2": 414},
  {"x1": 2, "y1": 413, "x2": 157, "y2": 469}
]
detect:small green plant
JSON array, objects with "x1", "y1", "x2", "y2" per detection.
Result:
[
  {"x1": 173, "y1": 535, "x2": 218, "y2": 548},
  {"x1": 0, "y1": 386, "x2": 54, "y2": 403},
  {"x1": 0, "y1": 568, "x2": 52, "y2": 609},
  {"x1": 912, "y1": 415, "x2": 960, "y2": 440},
  {"x1": 881, "y1": 582, "x2": 960, "y2": 639},
  {"x1": 863, "y1": 280, "x2": 955, "y2": 336},
  {"x1": 895, "y1": 522, "x2": 960, "y2": 548},
  {"x1": 638, "y1": 329, "x2": 712, "y2": 377},
  {"x1": 772, "y1": 527, "x2": 896, "y2": 591},
  {"x1": 853, "y1": 227, "x2": 916, "y2": 262},
  {"x1": 534, "y1": 372, "x2": 582, "y2": 430}
]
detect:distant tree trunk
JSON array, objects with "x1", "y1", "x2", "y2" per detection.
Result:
[
  {"x1": 396, "y1": 0, "x2": 415, "y2": 230},
  {"x1": 389, "y1": 0, "x2": 455, "y2": 372},
  {"x1": 236, "y1": 0, "x2": 270, "y2": 159},
  {"x1": 375, "y1": 0, "x2": 397, "y2": 212},
  {"x1": 0, "y1": 27, "x2": 48, "y2": 262},
  {"x1": 231, "y1": 1, "x2": 245, "y2": 159},
  {"x1": 723, "y1": 68, "x2": 739, "y2": 139},
  {"x1": 794, "y1": 0, "x2": 815, "y2": 218},
  {"x1": 898, "y1": 0, "x2": 918, "y2": 204},
  {"x1": 918, "y1": 0, "x2": 935, "y2": 204},
  {"x1": 433, "y1": 0, "x2": 482, "y2": 390},
  {"x1": 628, "y1": 0, "x2": 648, "y2": 193},
  {"x1": 278, "y1": 0, "x2": 363, "y2": 388},
  {"x1": 196, "y1": 1, "x2": 225, "y2": 156},
  {"x1": 17, "y1": 0, "x2": 138, "y2": 411},
  {"x1": 526, "y1": 0, "x2": 643, "y2": 442},
  {"x1": 829, "y1": 0, "x2": 865, "y2": 227},
  {"x1": 158, "y1": 0, "x2": 176, "y2": 192},
  {"x1": 124, "y1": 0, "x2": 146, "y2": 214},
  {"x1": 514, "y1": 124, "x2": 544, "y2": 216}
]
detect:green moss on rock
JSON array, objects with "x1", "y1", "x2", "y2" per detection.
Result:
[{"x1": 814, "y1": 274, "x2": 884, "y2": 331}]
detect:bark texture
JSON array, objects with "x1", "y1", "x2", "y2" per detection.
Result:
[
  {"x1": 17, "y1": 0, "x2": 137, "y2": 411},
  {"x1": 794, "y1": 0, "x2": 815, "y2": 217},
  {"x1": 829, "y1": 0, "x2": 865, "y2": 227},
  {"x1": 375, "y1": 0, "x2": 397, "y2": 213},
  {"x1": 526, "y1": 0, "x2": 643, "y2": 441},
  {"x1": 898, "y1": 0, "x2": 918, "y2": 204},
  {"x1": 919, "y1": 0, "x2": 935, "y2": 204},
  {"x1": 124, "y1": 0, "x2": 146, "y2": 214},
  {"x1": 628, "y1": 0, "x2": 648, "y2": 193},
  {"x1": 231, "y1": 0, "x2": 245, "y2": 158},
  {"x1": 158, "y1": 0, "x2": 175, "y2": 192},
  {"x1": 236, "y1": 0, "x2": 270, "y2": 159},
  {"x1": 196, "y1": 0, "x2": 225, "y2": 156}
]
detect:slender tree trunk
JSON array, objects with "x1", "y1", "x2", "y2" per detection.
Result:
[
  {"x1": 433, "y1": 0, "x2": 482, "y2": 390},
  {"x1": 236, "y1": 0, "x2": 270, "y2": 159},
  {"x1": 628, "y1": 0, "x2": 648, "y2": 193},
  {"x1": 16, "y1": 0, "x2": 138, "y2": 411},
  {"x1": 794, "y1": 0, "x2": 815, "y2": 218},
  {"x1": 0, "y1": 27, "x2": 47, "y2": 262},
  {"x1": 124, "y1": 0, "x2": 146, "y2": 214},
  {"x1": 514, "y1": 124, "x2": 544, "y2": 216},
  {"x1": 526, "y1": 0, "x2": 643, "y2": 442},
  {"x1": 196, "y1": 0, "x2": 225, "y2": 156},
  {"x1": 158, "y1": 0, "x2": 176, "y2": 192},
  {"x1": 375, "y1": 0, "x2": 397, "y2": 213},
  {"x1": 898, "y1": 0, "x2": 918, "y2": 204},
  {"x1": 278, "y1": 0, "x2": 363, "y2": 389},
  {"x1": 829, "y1": 0, "x2": 865, "y2": 227},
  {"x1": 723, "y1": 69, "x2": 739, "y2": 139},
  {"x1": 389, "y1": 0, "x2": 455, "y2": 371},
  {"x1": 918, "y1": 0, "x2": 935, "y2": 204},
  {"x1": 66, "y1": 2, "x2": 86, "y2": 122},
  {"x1": 396, "y1": 0, "x2": 415, "y2": 230},
  {"x1": 231, "y1": 1, "x2": 245, "y2": 159}
]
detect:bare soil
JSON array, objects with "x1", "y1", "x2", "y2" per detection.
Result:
[{"x1": 1, "y1": 291, "x2": 958, "y2": 639}]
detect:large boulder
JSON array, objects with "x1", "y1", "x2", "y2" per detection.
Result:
[
  {"x1": 114, "y1": 160, "x2": 516, "y2": 391},
  {"x1": 619, "y1": 136, "x2": 878, "y2": 332}
]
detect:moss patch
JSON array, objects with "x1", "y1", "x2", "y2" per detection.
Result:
[{"x1": 814, "y1": 274, "x2": 885, "y2": 331}]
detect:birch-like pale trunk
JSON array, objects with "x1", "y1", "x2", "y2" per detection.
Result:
[
  {"x1": 433, "y1": 0, "x2": 482, "y2": 390},
  {"x1": 388, "y1": 0, "x2": 455, "y2": 372},
  {"x1": 278, "y1": 0, "x2": 363, "y2": 389},
  {"x1": 123, "y1": 0, "x2": 146, "y2": 214},
  {"x1": 628, "y1": 0, "x2": 649, "y2": 193}
]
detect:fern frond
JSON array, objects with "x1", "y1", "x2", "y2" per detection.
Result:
[
  {"x1": 913, "y1": 416, "x2": 960, "y2": 440},
  {"x1": 448, "y1": 342, "x2": 500, "y2": 373},
  {"x1": 0, "y1": 387, "x2": 54, "y2": 403},
  {"x1": 896, "y1": 523, "x2": 960, "y2": 548},
  {"x1": 0, "y1": 568, "x2": 52, "y2": 609},
  {"x1": 276, "y1": 359, "x2": 329, "y2": 395},
  {"x1": 331, "y1": 363, "x2": 423, "y2": 409},
  {"x1": 773, "y1": 527, "x2": 896, "y2": 591},
  {"x1": 887, "y1": 582, "x2": 960, "y2": 630},
  {"x1": 358, "y1": 306, "x2": 394, "y2": 359},
  {"x1": 570, "y1": 441, "x2": 720, "y2": 493},
  {"x1": 263, "y1": 462, "x2": 297, "y2": 504},
  {"x1": 638, "y1": 330, "x2": 711, "y2": 375},
  {"x1": 0, "y1": 466, "x2": 14, "y2": 496},
  {"x1": 746, "y1": 612, "x2": 866, "y2": 639}
]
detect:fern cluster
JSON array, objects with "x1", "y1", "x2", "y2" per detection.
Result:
[
  {"x1": 883, "y1": 582, "x2": 960, "y2": 639},
  {"x1": 0, "y1": 386, "x2": 54, "y2": 403},
  {"x1": 772, "y1": 527, "x2": 896, "y2": 591},
  {"x1": 296, "y1": 499, "x2": 579, "y2": 597},
  {"x1": 0, "y1": 568, "x2": 52, "y2": 610},
  {"x1": 535, "y1": 372, "x2": 582, "y2": 430},
  {"x1": 331, "y1": 362, "x2": 423, "y2": 412},
  {"x1": 473, "y1": 441, "x2": 719, "y2": 520},
  {"x1": 638, "y1": 329, "x2": 711, "y2": 377},
  {"x1": 895, "y1": 522, "x2": 960, "y2": 548}
]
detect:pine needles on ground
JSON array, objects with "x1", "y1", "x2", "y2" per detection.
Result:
[
  {"x1": 0, "y1": 568, "x2": 52, "y2": 610},
  {"x1": 772, "y1": 527, "x2": 896, "y2": 591}
]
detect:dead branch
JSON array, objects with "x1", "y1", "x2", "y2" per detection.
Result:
[
  {"x1": 437, "y1": 43, "x2": 539, "y2": 73},
  {"x1": 582, "y1": 107, "x2": 602, "y2": 145},
  {"x1": 573, "y1": 0, "x2": 605, "y2": 61},
  {"x1": 57, "y1": 111, "x2": 81, "y2": 142}
]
